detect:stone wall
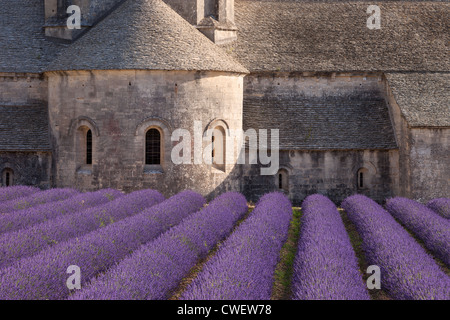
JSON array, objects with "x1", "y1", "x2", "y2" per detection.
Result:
[
  {"x1": 0, "y1": 73, "x2": 51, "y2": 189},
  {"x1": 384, "y1": 77, "x2": 411, "y2": 197},
  {"x1": 234, "y1": 72, "x2": 399, "y2": 205},
  {"x1": 409, "y1": 128, "x2": 449, "y2": 202},
  {"x1": 47, "y1": 69, "x2": 244, "y2": 198},
  {"x1": 384, "y1": 77, "x2": 449, "y2": 202},
  {"x1": 162, "y1": 0, "x2": 205, "y2": 25},
  {"x1": 243, "y1": 71, "x2": 385, "y2": 99},
  {"x1": 0, "y1": 73, "x2": 47, "y2": 105},
  {"x1": 231, "y1": 149, "x2": 398, "y2": 206},
  {"x1": 0, "y1": 152, "x2": 52, "y2": 188}
]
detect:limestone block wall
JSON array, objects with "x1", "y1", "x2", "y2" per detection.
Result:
[
  {"x1": 233, "y1": 72, "x2": 399, "y2": 205},
  {"x1": 233, "y1": 149, "x2": 398, "y2": 206},
  {"x1": 0, "y1": 73, "x2": 47, "y2": 105},
  {"x1": 0, "y1": 73, "x2": 51, "y2": 188},
  {"x1": 384, "y1": 77, "x2": 449, "y2": 201},
  {"x1": 244, "y1": 72, "x2": 385, "y2": 99},
  {"x1": 47, "y1": 69, "x2": 244, "y2": 197},
  {"x1": 384, "y1": 78, "x2": 411, "y2": 197},
  {"x1": 0, "y1": 152, "x2": 52, "y2": 188},
  {"x1": 409, "y1": 128, "x2": 449, "y2": 201}
]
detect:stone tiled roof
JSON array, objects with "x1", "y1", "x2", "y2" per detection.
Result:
[
  {"x1": 44, "y1": 0, "x2": 125, "y2": 27},
  {"x1": 243, "y1": 91, "x2": 398, "y2": 150},
  {"x1": 386, "y1": 73, "x2": 450, "y2": 127},
  {"x1": 0, "y1": 105, "x2": 51, "y2": 151},
  {"x1": 49, "y1": 0, "x2": 248, "y2": 73},
  {"x1": 0, "y1": 0, "x2": 68, "y2": 74},
  {"x1": 222, "y1": 0, "x2": 449, "y2": 72}
]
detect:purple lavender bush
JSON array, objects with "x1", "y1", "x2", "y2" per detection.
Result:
[
  {"x1": 0, "y1": 190, "x2": 204, "y2": 300},
  {"x1": 342, "y1": 194, "x2": 450, "y2": 300},
  {"x1": 385, "y1": 197, "x2": 450, "y2": 267},
  {"x1": 0, "y1": 188, "x2": 123, "y2": 235},
  {"x1": 180, "y1": 192, "x2": 292, "y2": 300},
  {"x1": 70, "y1": 191, "x2": 248, "y2": 300},
  {"x1": 427, "y1": 198, "x2": 450, "y2": 219},
  {"x1": 291, "y1": 194, "x2": 370, "y2": 300},
  {"x1": 0, "y1": 188, "x2": 79, "y2": 214},
  {"x1": 0, "y1": 189, "x2": 158, "y2": 269},
  {"x1": 0, "y1": 186, "x2": 40, "y2": 202}
]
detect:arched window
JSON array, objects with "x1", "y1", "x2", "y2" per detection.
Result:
[
  {"x1": 212, "y1": 126, "x2": 226, "y2": 171},
  {"x1": 357, "y1": 168, "x2": 369, "y2": 189},
  {"x1": 136, "y1": 118, "x2": 171, "y2": 174},
  {"x1": 359, "y1": 171, "x2": 364, "y2": 188},
  {"x1": 146, "y1": 128, "x2": 161, "y2": 165},
  {"x1": 2, "y1": 168, "x2": 14, "y2": 187},
  {"x1": 212, "y1": 135, "x2": 215, "y2": 159},
  {"x1": 86, "y1": 129, "x2": 92, "y2": 165},
  {"x1": 75, "y1": 125, "x2": 94, "y2": 172},
  {"x1": 276, "y1": 169, "x2": 289, "y2": 192}
]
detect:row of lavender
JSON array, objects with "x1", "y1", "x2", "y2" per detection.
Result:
[
  {"x1": 0, "y1": 189, "x2": 122, "y2": 235},
  {"x1": 0, "y1": 189, "x2": 163, "y2": 268},
  {"x1": 386, "y1": 197, "x2": 450, "y2": 267},
  {"x1": 0, "y1": 185, "x2": 448, "y2": 300},
  {"x1": 426, "y1": 198, "x2": 450, "y2": 219},
  {"x1": 181, "y1": 192, "x2": 292, "y2": 300},
  {"x1": 0, "y1": 186, "x2": 40, "y2": 202},
  {"x1": 0, "y1": 187, "x2": 292, "y2": 300},
  {"x1": 342, "y1": 195, "x2": 450, "y2": 300},
  {"x1": 0, "y1": 188, "x2": 80, "y2": 213},
  {"x1": 71, "y1": 191, "x2": 250, "y2": 299},
  {"x1": 291, "y1": 194, "x2": 370, "y2": 300},
  {"x1": 288, "y1": 192, "x2": 449, "y2": 300},
  {"x1": 0, "y1": 190, "x2": 206, "y2": 299}
]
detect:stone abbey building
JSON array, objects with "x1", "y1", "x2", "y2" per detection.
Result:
[{"x1": 0, "y1": 0, "x2": 448, "y2": 205}]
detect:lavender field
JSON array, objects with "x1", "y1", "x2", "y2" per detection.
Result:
[{"x1": 0, "y1": 186, "x2": 448, "y2": 300}]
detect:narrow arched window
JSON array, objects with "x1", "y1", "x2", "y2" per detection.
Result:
[
  {"x1": 359, "y1": 171, "x2": 364, "y2": 188},
  {"x1": 2, "y1": 169, "x2": 14, "y2": 187},
  {"x1": 6, "y1": 172, "x2": 10, "y2": 186},
  {"x1": 357, "y1": 168, "x2": 369, "y2": 189},
  {"x1": 212, "y1": 126, "x2": 225, "y2": 171},
  {"x1": 212, "y1": 135, "x2": 215, "y2": 159},
  {"x1": 277, "y1": 169, "x2": 289, "y2": 192},
  {"x1": 146, "y1": 128, "x2": 161, "y2": 165},
  {"x1": 86, "y1": 129, "x2": 92, "y2": 165}
]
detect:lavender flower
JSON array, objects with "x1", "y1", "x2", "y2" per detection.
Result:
[
  {"x1": 291, "y1": 194, "x2": 370, "y2": 300},
  {"x1": 0, "y1": 186, "x2": 40, "y2": 202},
  {"x1": 385, "y1": 197, "x2": 450, "y2": 267},
  {"x1": 427, "y1": 198, "x2": 450, "y2": 219},
  {"x1": 0, "y1": 188, "x2": 79, "y2": 214},
  {"x1": 70, "y1": 191, "x2": 248, "y2": 300},
  {"x1": 0, "y1": 188, "x2": 123, "y2": 235},
  {"x1": 0, "y1": 190, "x2": 204, "y2": 300},
  {"x1": 0, "y1": 189, "x2": 159, "y2": 269},
  {"x1": 181, "y1": 192, "x2": 292, "y2": 300},
  {"x1": 342, "y1": 194, "x2": 450, "y2": 300}
]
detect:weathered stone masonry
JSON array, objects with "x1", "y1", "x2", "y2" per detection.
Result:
[{"x1": 0, "y1": 0, "x2": 448, "y2": 205}]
